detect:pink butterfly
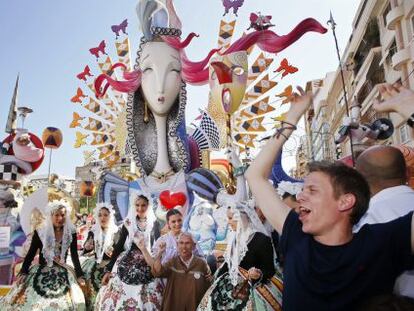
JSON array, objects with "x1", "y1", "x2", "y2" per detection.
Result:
[{"x1": 89, "y1": 40, "x2": 107, "y2": 59}]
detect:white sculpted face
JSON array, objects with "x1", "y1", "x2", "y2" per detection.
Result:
[{"x1": 140, "y1": 41, "x2": 182, "y2": 116}]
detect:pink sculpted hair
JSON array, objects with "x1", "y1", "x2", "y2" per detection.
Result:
[
  {"x1": 95, "y1": 18, "x2": 327, "y2": 97},
  {"x1": 95, "y1": 33, "x2": 219, "y2": 97}
]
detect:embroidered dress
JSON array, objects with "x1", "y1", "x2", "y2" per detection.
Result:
[
  {"x1": 0, "y1": 231, "x2": 86, "y2": 311},
  {"x1": 95, "y1": 219, "x2": 163, "y2": 310},
  {"x1": 198, "y1": 200, "x2": 283, "y2": 311},
  {"x1": 81, "y1": 231, "x2": 114, "y2": 310},
  {"x1": 198, "y1": 233, "x2": 283, "y2": 311},
  {"x1": 81, "y1": 204, "x2": 118, "y2": 310}
]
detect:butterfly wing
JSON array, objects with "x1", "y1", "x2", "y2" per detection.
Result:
[
  {"x1": 120, "y1": 19, "x2": 128, "y2": 29},
  {"x1": 71, "y1": 93, "x2": 81, "y2": 103},
  {"x1": 84, "y1": 65, "x2": 91, "y2": 76},
  {"x1": 70, "y1": 112, "x2": 83, "y2": 128},
  {"x1": 287, "y1": 65, "x2": 298, "y2": 74},
  {"x1": 276, "y1": 58, "x2": 288, "y2": 73},
  {"x1": 250, "y1": 13, "x2": 258, "y2": 23},
  {"x1": 74, "y1": 132, "x2": 88, "y2": 148},
  {"x1": 89, "y1": 47, "x2": 98, "y2": 58},
  {"x1": 76, "y1": 87, "x2": 84, "y2": 97},
  {"x1": 76, "y1": 72, "x2": 85, "y2": 81},
  {"x1": 98, "y1": 40, "x2": 106, "y2": 54}
]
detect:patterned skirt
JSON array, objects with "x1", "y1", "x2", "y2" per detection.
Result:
[
  {"x1": 0, "y1": 263, "x2": 86, "y2": 311},
  {"x1": 197, "y1": 267, "x2": 283, "y2": 311},
  {"x1": 82, "y1": 258, "x2": 108, "y2": 310},
  {"x1": 95, "y1": 248, "x2": 163, "y2": 311}
]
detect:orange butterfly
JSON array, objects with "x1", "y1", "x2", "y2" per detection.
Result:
[
  {"x1": 71, "y1": 88, "x2": 87, "y2": 103},
  {"x1": 70, "y1": 112, "x2": 84, "y2": 128},
  {"x1": 274, "y1": 58, "x2": 298, "y2": 78},
  {"x1": 76, "y1": 65, "x2": 93, "y2": 81},
  {"x1": 276, "y1": 85, "x2": 293, "y2": 105}
]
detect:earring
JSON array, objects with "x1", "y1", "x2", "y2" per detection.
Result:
[{"x1": 144, "y1": 101, "x2": 149, "y2": 123}]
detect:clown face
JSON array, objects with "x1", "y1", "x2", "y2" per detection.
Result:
[
  {"x1": 139, "y1": 41, "x2": 182, "y2": 117},
  {"x1": 209, "y1": 51, "x2": 248, "y2": 114}
]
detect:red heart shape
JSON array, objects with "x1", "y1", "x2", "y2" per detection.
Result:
[{"x1": 159, "y1": 190, "x2": 187, "y2": 210}]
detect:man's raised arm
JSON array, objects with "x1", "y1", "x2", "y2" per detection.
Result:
[{"x1": 245, "y1": 87, "x2": 312, "y2": 234}]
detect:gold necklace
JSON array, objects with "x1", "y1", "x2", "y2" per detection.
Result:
[{"x1": 150, "y1": 168, "x2": 175, "y2": 183}]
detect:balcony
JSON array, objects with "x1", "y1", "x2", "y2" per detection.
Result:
[
  {"x1": 353, "y1": 20, "x2": 381, "y2": 75},
  {"x1": 392, "y1": 47, "x2": 411, "y2": 71},
  {"x1": 356, "y1": 62, "x2": 385, "y2": 109},
  {"x1": 354, "y1": 47, "x2": 382, "y2": 88},
  {"x1": 386, "y1": 5, "x2": 404, "y2": 30}
]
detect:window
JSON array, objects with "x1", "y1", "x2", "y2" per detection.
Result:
[
  {"x1": 337, "y1": 94, "x2": 345, "y2": 109},
  {"x1": 386, "y1": 39, "x2": 397, "y2": 66},
  {"x1": 382, "y1": 2, "x2": 391, "y2": 27},
  {"x1": 411, "y1": 15, "x2": 414, "y2": 37},
  {"x1": 399, "y1": 124, "x2": 410, "y2": 143}
]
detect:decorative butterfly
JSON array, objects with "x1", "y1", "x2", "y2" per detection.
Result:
[
  {"x1": 274, "y1": 58, "x2": 298, "y2": 78},
  {"x1": 89, "y1": 40, "x2": 107, "y2": 59},
  {"x1": 111, "y1": 19, "x2": 128, "y2": 39},
  {"x1": 248, "y1": 12, "x2": 274, "y2": 31},
  {"x1": 74, "y1": 131, "x2": 88, "y2": 148},
  {"x1": 70, "y1": 112, "x2": 84, "y2": 128},
  {"x1": 76, "y1": 65, "x2": 93, "y2": 81},
  {"x1": 276, "y1": 85, "x2": 293, "y2": 105},
  {"x1": 222, "y1": 0, "x2": 245, "y2": 17},
  {"x1": 70, "y1": 88, "x2": 87, "y2": 103}
]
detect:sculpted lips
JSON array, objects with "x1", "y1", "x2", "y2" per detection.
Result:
[
  {"x1": 158, "y1": 96, "x2": 165, "y2": 103},
  {"x1": 221, "y1": 88, "x2": 231, "y2": 112}
]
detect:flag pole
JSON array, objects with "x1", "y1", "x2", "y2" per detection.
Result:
[{"x1": 327, "y1": 12, "x2": 355, "y2": 166}]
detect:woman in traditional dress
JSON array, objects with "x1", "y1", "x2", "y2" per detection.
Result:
[
  {"x1": 95, "y1": 193, "x2": 163, "y2": 310},
  {"x1": 197, "y1": 202, "x2": 283, "y2": 311},
  {"x1": 81, "y1": 203, "x2": 118, "y2": 310},
  {"x1": 1, "y1": 199, "x2": 86, "y2": 310}
]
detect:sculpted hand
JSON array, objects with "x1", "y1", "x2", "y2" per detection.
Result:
[{"x1": 374, "y1": 83, "x2": 414, "y2": 120}]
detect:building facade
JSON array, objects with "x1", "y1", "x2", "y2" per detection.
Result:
[{"x1": 301, "y1": 0, "x2": 414, "y2": 167}]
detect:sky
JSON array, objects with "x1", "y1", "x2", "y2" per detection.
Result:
[{"x1": 0, "y1": 0, "x2": 361, "y2": 178}]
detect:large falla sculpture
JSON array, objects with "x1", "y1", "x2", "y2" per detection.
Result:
[{"x1": 89, "y1": 0, "x2": 327, "y2": 254}]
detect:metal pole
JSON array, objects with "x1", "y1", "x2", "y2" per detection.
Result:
[
  {"x1": 328, "y1": 12, "x2": 356, "y2": 166},
  {"x1": 47, "y1": 149, "x2": 53, "y2": 182}
]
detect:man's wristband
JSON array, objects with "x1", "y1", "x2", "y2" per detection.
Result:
[{"x1": 407, "y1": 113, "x2": 414, "y2": 128}]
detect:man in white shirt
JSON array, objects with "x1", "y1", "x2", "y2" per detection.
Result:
[{"x1": 355, "y1": 145, "x2": 414, "y2": 298}]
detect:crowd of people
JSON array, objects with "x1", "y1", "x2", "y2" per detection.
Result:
[{"x1": 0, "y1": 83, "x2": 412, "y2": 311}]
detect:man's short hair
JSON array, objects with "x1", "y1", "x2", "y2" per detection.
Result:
[
  {"x1": 178, "y1": 232, "x2": 196, "y2": 244},
  {"x1": 307, "y1": 161, "x2": 370, "y2": 225}
]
